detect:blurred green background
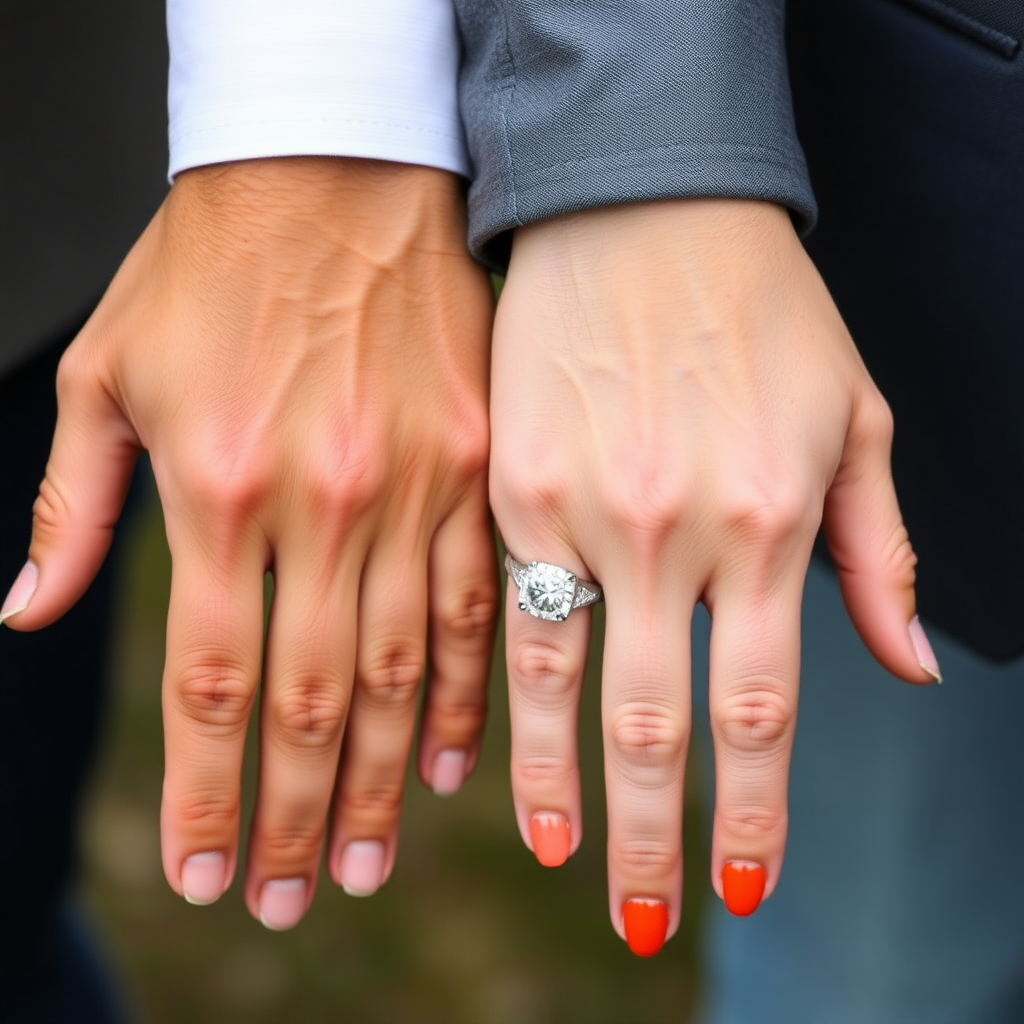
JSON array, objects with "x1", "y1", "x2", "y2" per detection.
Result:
[{"x1": 80, "y1": 468, "x2": 712, "y2": 1024}]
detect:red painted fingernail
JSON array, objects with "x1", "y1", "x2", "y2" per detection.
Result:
[
  {"x1": 722, "y1": 860, "x2": 766, "y2": 916},
  {"x1": 529, "y1": 811, "x2": 572, "y2": 867},
  {"x1": 622, "y1": 898, "x2": 669, "y2": 957}
]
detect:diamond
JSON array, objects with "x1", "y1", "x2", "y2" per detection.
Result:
[{"x1": 519, "y1": 561, "x2": 577, "y2": 622}]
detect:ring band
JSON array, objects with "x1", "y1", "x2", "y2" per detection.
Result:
[{"x1": 505, "y1": 552, "x2": 603, "y2": 622}]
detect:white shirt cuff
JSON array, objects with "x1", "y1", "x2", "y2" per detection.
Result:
[{"x1": 167, "y1": 0, "x2": 469, "y2": 179}]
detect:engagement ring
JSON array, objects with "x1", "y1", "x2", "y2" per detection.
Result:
[{"x1": 504, "y1": 553, "x2": 603, "y2": 622}]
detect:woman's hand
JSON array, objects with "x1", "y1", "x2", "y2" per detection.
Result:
[
  {"x1": 490, "y1": 198, "x2": 938, "y2": 955},
  {"x1": 1, "y1": 157, "x2": 498, "y2": 929}
]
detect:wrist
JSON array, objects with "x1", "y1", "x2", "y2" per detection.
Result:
[
  {"x1": 518, "y1": 197, "x2": 792, "y2": 256},
  {"x1": 169, "y1": 156, "x2": 468, "y2": 258}
]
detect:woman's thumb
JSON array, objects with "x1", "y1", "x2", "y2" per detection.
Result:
[{"x1": 823, "y1": 393, "x2": 941, "y2": 685}]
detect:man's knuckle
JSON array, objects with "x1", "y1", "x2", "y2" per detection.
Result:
[
  {"x1": 175, "y1": 661, "x2": 254, "y2": 734},
  {"x1": 54, "y1": 342, "x2": 94, "y2": 398},
  {"x1": 340, "y1": 783, "x2": 405, "y2": 820},
  {"x1": 172, "y1": 790, "x2": 240, "y2": 828},
  {"x1": 308, "y1": 446, "x2": 388, "y2": 515},
  {"x1": 425, "y1": 698, "x2": 487, "y2": 751},
  {"x1": 185, "y1": 451, "x2": 271, "y2": 519},
  {"x1": 272, "y1": 681, "x2": 349, "y2": 751},
  {"x1": 360, "y1": 644, "x2": 425, "y2": 709},
  {"x1": 438, "y1": 584, "x2": 499, "y2": 642},
  {"x1": 446, "y1": 405, "x2": 490, "y2": 479},
  {"x1": 258, "y1": 823, "x2": 324, "y2": 859}
]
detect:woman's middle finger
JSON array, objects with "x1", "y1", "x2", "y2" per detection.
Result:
[{"x1": 599, "y1": 559, "x2": 696, "y2": 957}]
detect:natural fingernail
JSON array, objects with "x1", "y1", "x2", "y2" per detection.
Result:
[
  {"x1": 182, "y1": 851, "x2": 227, "y2": 906},
  {"x1": 0, "y1": 561, "x2": 38, "y2": 626},
  {"x1": 340, "y1": 840, "x2": 386, "y2": 897},
  {"x1": 431, "y1": 749, "x2": 467, "y2": 796},
  {"x1": 529, "y1": 811, "x2": 572, "y2": 867},
  {"x1": 908, "y1": 615, "x2": 942, "y2": 683},
  {"x1": 722, "y1": 860, "x2": 767, "y2": 916},
  {"x1": 622, "y1": 898, "x2": 669, "y2": 957},
  {"x1": 259, "y1": 878, "x2": 307, "y2": 931}
]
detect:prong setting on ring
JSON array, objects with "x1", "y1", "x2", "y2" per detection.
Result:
[
  {"x1": 504, "y1": 552, "x2": 603, "y2": 622},
  {"x1": 518, "y1": 560, "x2": 577, "y2": 622}
]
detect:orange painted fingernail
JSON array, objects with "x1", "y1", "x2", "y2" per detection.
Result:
[
  {"x1": 529, "y1": 811, "x2": 572, "y2": 867},
  {"x1": 722, "y1": 860, "x2": 766, "y2": 916},
  {"x1": 622, "y1": 898, "x2": 669, "y2": 957}
]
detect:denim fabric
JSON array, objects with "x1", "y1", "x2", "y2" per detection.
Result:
[
  {"x1": 692, "y1": 561, "x2": 1024, "y2": 1024},
  {"x1": 454, "y1": 0, "x2": 817, "y2": 272}
]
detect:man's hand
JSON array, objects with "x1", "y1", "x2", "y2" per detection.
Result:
[{"x1": 2, "y1": 157, "x2": 498, "y2": 928}]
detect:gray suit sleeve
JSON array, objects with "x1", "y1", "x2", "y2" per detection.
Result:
[{"x1": 454, "y1": 0, "x2": 816, "y2": 271}]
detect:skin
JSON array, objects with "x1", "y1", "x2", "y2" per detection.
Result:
[
  {"x1": 2, "y1": 175, "x2": 935, "y2": 942},
  {"x1": 2, "y1": 157, "x2": 498, "y2": 927},
  {"x1": 490, "y1": 198, "x2": 936, "y2": 945}
]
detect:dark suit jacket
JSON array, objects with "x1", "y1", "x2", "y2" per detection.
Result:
[
  {"x1": 788, "y1": 0, "x2": 1024, "y2": 658},
  {"x1": 0, "y1": 0, "x2": 169, "y2": 377},
  {"x1": 456, "y1": 0, "x2": 1024, "y2": 659}
]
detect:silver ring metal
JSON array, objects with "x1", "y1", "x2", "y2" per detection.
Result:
[{"x1": 504, "y1": 552, "x2": 603, "y2": 622}]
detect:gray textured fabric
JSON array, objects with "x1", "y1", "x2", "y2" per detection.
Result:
[
  {"x1": 1, "y1": 0, "x2": 169, "y2": 378},
  {"x1": 454, "y1": 0, "x2": 817, "y2": 271}
]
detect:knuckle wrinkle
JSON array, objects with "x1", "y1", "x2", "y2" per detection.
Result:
[
  {"x1": 360, "y1": 646, "x2": 425, "y2": 709},
  {"x1": 608, "y1": 703, "x2": 687, "y2": 769},
  {"x1": 273, "y1": 683, "x2": 348, "y2": 750},
  {"x1": 715, "y1": 686, "x2": 793, "y2": 752},
  {"x1": 175, "y1": 662, "x2": 254, "y2": 734}
]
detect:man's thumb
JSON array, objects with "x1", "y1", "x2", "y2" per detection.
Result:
[{"x1": 1, "y1": 348, "x2": 138, "y2": 630}]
